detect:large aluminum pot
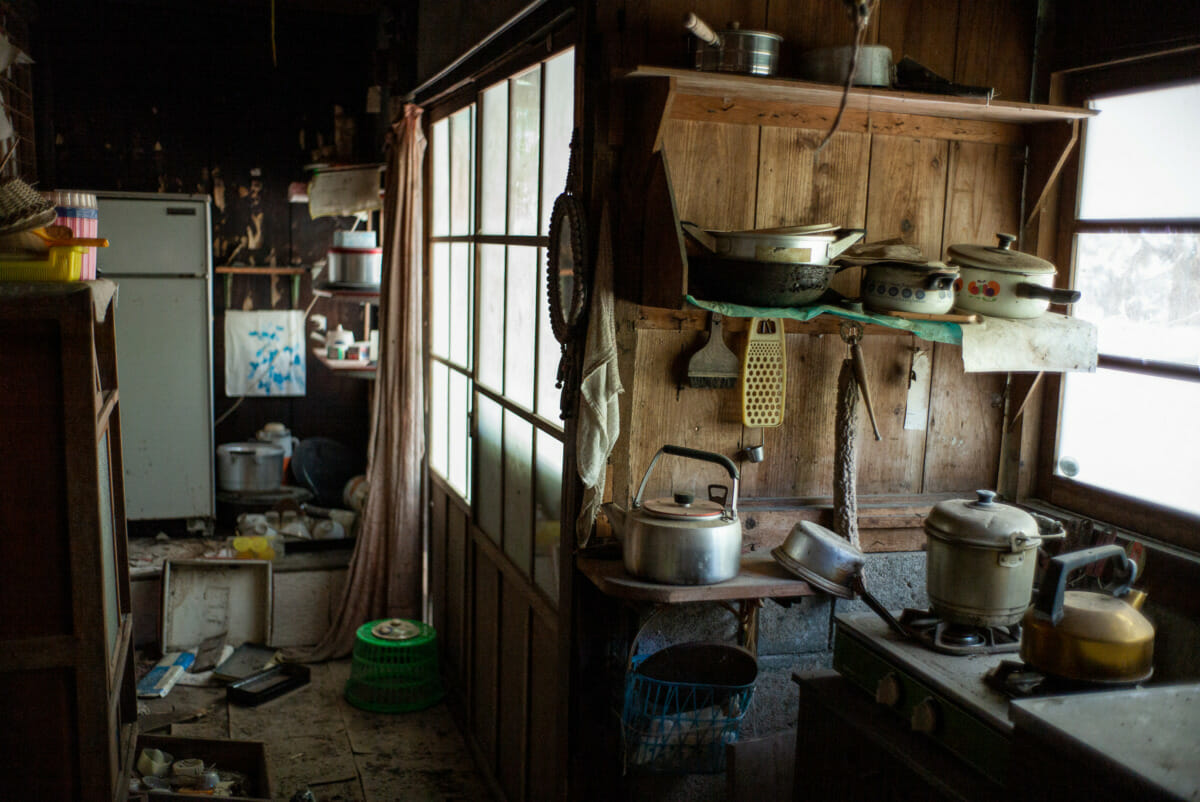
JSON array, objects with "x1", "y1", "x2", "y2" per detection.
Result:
[
  {"x1": 612, "y1": 445, "x2": 742, "y2": 585},
  {"x1": 947, "y1": 233, "x2": 1080, "y2": 318},
  {"x1": 326, "y1": 246, "x2": 382, "y2": 286},
  {"x1": 685, "y1": 13, "x2": 781, "y2": 77},
  {"x1": 708, "y1": 225, "x2": 865, "y2": 266},
  {"x1": 924, "y1": 490, "x2": 1064, "y2": 627},
  {"x1": 217, "y1": 442, "x2": 285, "y2": 493}
]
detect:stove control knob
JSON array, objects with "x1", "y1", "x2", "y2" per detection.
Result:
[
  {"x1": 911, "y1": 697, "x2": 941, "y2": 734},
  {"x1": 875, "y1": 673, "x2": 903, "y2": 707}
]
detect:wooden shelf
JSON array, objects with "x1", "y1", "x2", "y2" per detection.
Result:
[
  {"x1": 313, "y1": 285, "x2": 380, "y2": 301},
  {"x1": 578, "y1": 551, "x2": 816, "y2": 603},
  {"x1": 215, "y1": 266, "x2": 308, "y2": 275},
  {"x1": 312, "y1": 348, "x2": 376, "y2": 379},
  {"x1": 621, "y1": 65, "x2": 1095, "y2": 146}
]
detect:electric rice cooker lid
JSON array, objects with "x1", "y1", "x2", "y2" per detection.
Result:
[
  {"x1": 947, "y1": 233, "x2": 1056, "y2": 275},
  {"x1": 924, "y1": 489, "x2": 1039, "y2": 548}
]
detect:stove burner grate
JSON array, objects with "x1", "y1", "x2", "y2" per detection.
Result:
[
  {"x1": 985, "y1": 659, "x2": 1148, "y2": 698},
  {"x1": 897, "y1": 609, "x2": 1021, "y2": 656}
]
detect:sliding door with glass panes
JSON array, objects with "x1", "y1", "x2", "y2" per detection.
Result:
[{"x1": 428, "y1": 48, "x2": 575, "y2": 604}]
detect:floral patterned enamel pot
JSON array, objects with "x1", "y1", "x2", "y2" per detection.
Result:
[
  {"x1": 947, "y1": 233, "x2": 1081, "y2": 319},
  {"x1": 862, "y1": 261, "x2": 959, "y2": 314}
]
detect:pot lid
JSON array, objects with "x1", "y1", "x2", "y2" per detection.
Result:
[
  {"x1": 219, "y1": 441, "x2": 285, "y2": 456},
  {"x1": 641, "y1": 492, "x2": 724, "y2": 520},
  {"x1": 711, "y1": 222, "x2": 837, "y2": 239},
  {"x1": 836, "y1": 239, "x2": 927, "y2": 265},
  {"x1": 947, "y1": 233, "x2": 1056, "y2": 275},
  {"x1": 924, "y1": 489, "x2": 1038, "y2": 548}
]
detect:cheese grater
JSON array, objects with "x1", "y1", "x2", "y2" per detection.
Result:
[{"x1": 741, "y1": 317, "x2": 786, "y2": 427}]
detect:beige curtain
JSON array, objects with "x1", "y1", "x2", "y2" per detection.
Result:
[{"x1": 291, "y1": 104, "x2": 427, "y2": 662}]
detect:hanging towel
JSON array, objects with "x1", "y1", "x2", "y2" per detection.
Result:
[
  {"x1": 576, "y1": 202, "x2": 623, "y2": 546},
  {"x1": 224, "y1": 310, "x2": 307, "y2": 396}
]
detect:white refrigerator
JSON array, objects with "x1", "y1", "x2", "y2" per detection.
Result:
[{"x1": 96, "y1": 192, "x2": 215, "y2": 522}]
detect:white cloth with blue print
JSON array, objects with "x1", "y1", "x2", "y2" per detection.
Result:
[{"x1": 224, "y1": 310, "x2": 307, "y2": 396}]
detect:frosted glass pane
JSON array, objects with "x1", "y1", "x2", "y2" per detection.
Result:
[
  {"x1": 542, "y1": 49, "x2": 575, "y2": 236},
  {"x1": 429, "y1": 361, "x2": 448, "y2": 479},
  {"x1": 534, "y1": 431, "x2": 562, "y2": 603},
  {"x1": 1074, "y1": 232, "x2": 1200, "y2": 364},
  {"x1": 476, "y1": 393, "x2": 503, "y2": 541},
  {"x1": 448, "y1": 369, "x2": 471, "y2": 499},
  {"x1": 450, "y1": 106, "x2": 473, "y2": 236},
  {"x1": 480, "y1": 82, "x2": 509, "y2": 235},
  {"x1": 1079, "y1": 82, "x2": 1200, "y2": 220},
  {"x1": 449, "y1": 242, "x2": 471, "y2": 368},
  {"x1": 504, "y1": 411, "x2": 533, "y2": 574},
  {"x1": 504, "y1": 246, "x2": 537, "y2": 409},
  {"x1": 477, "y1": 244, "x2": 505, "y2": 392},
  {"x1": 98, "y1": 431, "x2": 120, "y2": 657},
  {"x1": 508, "y1": 67, "x2": 541, "y2": 236},
  {"x1": 536, "y1": 246, "x2": 562, "y2": 423},
  {"x1": 1058, "y1": 369, "x2": 1200, "y2": 515},
  {"x1": 431, "y1": 118, "x2": 449, "y2": 237},
  {"x1": 430, "y1": 243, "x2": 450, "y2": 359}
]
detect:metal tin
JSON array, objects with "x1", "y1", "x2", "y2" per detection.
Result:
[{"x1": 694, "y1": 28, "x2": 782, "y2": 76}]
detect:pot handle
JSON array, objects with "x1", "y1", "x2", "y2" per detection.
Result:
[
  {"x1": 1032, "y1": 544, "x2": 1137, "y2": 626},
  {"x1": 1016, "y1": 283, "x2": 1081, "y2": 304},
  {"x1": 683, "y1": 12, "x2": 722, "y2": 47},
  {"x1": 633, "y1": 444, "x2": 740, "y2": 516},
  {"x1": 849, "y1": 575, "x2": 911, "y2": 639},
  {"x1": 923, "y1": 270, "x2": 959, "y2": 291},
  {"x1": 827, "y1": 228, "x2": 867, "y2": 261}
]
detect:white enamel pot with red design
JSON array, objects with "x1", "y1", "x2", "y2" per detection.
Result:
[{"x1": 948, "y1": 233, "x2": 1081, "y2": 319}]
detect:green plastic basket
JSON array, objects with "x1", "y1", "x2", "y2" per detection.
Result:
[{"x1": 344, "y1": 619, "x2": 445, "y2": 713}]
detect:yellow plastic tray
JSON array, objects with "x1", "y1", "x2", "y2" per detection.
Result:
[{"x1": 0, "y1": 245, "x2": 86, "y2": 281}]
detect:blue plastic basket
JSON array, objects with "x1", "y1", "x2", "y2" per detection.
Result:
[{"x1": 620, "y1": 641, "x2": 757, "y2": 774}]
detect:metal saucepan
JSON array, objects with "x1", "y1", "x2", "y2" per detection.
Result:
[
  {"x1": 605, "y1": 445, "x2": 742, "y2": 586},
  {"x1": 684, "y1": 13, "x2": 781, "y2": 77},
  {"x1": 707, "y1": 225, "x2": 865, "y2": 266},
  {"x1": 772, "y1": 521, "x2": 910, "y2": 638},
  {"x1": 1021, "y1": 545, "x2": 1154, "y2": 684},
  {"x1": 947, "y1": 233, "x2": 1081, "y2": 318},
  {"x1": 217, "y1": 442, "x2": 285, "y2": 493}
]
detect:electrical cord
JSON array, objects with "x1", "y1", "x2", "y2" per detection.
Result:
[{"x1": 815, "y1": 0, "x2": 878, "y2": 153}]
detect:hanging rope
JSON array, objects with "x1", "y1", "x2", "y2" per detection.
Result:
[
  {"x1": 834, "y1": 357, "x2": 860, "y2": 550},
  {"x1": 815, "y1": 0, "x2": 878, "y2": 153}
]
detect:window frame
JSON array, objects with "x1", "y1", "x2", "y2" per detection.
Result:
[
  {"x1": 424, "y1": 44, "x2": 575, "y2": 604},
  {"x1": 1035, "y1": 47, "x2": 1200, "y2": 551}
]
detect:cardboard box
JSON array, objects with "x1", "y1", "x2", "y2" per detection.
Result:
[
  {"x1": 160, "y1": 559, "x2": 273, "y2": 652},
  {"x1": 133, "y1": 734, "x2": 272, "y2": 801}
]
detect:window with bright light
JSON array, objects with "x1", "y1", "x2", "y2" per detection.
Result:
[
  {"x1": 428, "y1": 48, "x2": 574, "y2": 604},
  {"x1": 1049, "y1": 70, "x2": 1200, "y2": 533}
]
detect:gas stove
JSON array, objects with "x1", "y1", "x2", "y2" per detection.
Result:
[
  {"x1": 898, "y1": 608, "x2": 1022, "y2": 655},
  {"x1": 832, "y1": 611, "x2": 1022, "y2": 785}
]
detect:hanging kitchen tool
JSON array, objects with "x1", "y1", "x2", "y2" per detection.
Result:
[
  {"x1": 1021, "y1": 544, "x2": 1155, "y2": 684},
  {"x1": 832, "y1": 354, "x2": 860, "y2": 547},
  {"x1": 946, "y1": 233, "x2": 1081, "y2": 319},
  {"x1": 923, "y1": 490, "x2": 1066, "y2": 627},
  {"x1": 839, "y1": 321, "x2": 881, "y2": 441},
  {"x1": 687, "y1": 312, "x2": 740, "y2": 389},
  {"x1": 604, "y1": 445, "x2": 742, "y2": 585},
  {"x1": 741, "y1": 317, "x2": 786, "y2": 428},
  {"x1": 684, "y1": 13, "x2": 782, "y2": 77}
]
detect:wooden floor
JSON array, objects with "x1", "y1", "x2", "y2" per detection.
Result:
[{"x1": 138, "y1": 660, "x2": 495, "y2": 801}]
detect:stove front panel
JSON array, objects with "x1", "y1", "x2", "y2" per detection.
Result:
[{"x1": 833, "y1": 615, "x2": 1013, "y2": 786}]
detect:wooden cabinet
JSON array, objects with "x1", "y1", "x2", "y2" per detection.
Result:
[{"x1": 0, "y1": 281, "x2": 137, "y2": 801}]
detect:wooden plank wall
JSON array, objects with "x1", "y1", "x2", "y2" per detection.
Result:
[
  {"x1": 428, "y1": 480, "x2": 560, "y2": 802},
  {"x1": 602, "y1": 0, "x2": 1034, "y2": 537}
]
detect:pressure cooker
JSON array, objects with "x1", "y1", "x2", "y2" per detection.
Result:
[{"x1": 923, "y1": 490, "x2": 1064, "y2": 627}]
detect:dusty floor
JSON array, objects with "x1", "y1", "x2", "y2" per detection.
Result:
[{"x1": 137, "y1": 660, "x2": 495, "y2": 801}]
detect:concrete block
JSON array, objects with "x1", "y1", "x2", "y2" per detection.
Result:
[
  {"x1": 756, "y1": 595, "x2": 833, "y2": 656},
  {"x1": 741, "y1": 652, "x2": 832, "y2": 736},
  {"x1": 835, "y1": 550, "x2": 928, "y2": 617}
]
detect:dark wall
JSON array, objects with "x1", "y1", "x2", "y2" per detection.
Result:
[
  {"x1": 415, "y1": 0, "x2": 529, "y2": 87},
  {"x1": 35, "y1": 0, "x2": 391, "y2": 469},
  {"x1": 1046, "y1": 0, "x2": 1200, "y2": 72}
]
